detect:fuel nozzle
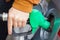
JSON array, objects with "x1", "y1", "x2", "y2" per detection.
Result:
[{"x1": 29, "y1": 9, "x2": 50, "y2": 34}]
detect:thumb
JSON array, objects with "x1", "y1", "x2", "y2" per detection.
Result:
[{"x1": 8, "y1": 17, "x2": 13, "y2": 35}]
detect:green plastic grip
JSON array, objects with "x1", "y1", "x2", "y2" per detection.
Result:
[{"x1": 29, "y1": 9, "x2": 50, "y2": 34}]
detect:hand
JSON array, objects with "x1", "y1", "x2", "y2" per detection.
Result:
[{"x1": 8, "y1": 7, "x2": 29, "y2": 35}]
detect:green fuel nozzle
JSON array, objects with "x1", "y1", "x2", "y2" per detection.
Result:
[{"x1": 29, "y1": 9, "x2": 50, "y2": 34}]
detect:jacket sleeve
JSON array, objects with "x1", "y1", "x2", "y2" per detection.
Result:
[{"x1": 27, "y1": 0, "x2": 40, "y2": 4}]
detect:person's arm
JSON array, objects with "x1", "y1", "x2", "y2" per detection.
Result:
[
  {"x1": 7, "y1": 0, "x2": 40, "y2": 35},
  {"x1": 27, "y1": 0, "x2": 40, "y2": 4}
]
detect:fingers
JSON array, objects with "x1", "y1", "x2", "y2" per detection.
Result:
[
  {"x1": 8, "y1": 16, "x2": 13, "y2": 35},
  {"x1": 18, "y1": 21, "x2": 27, "y2": 27},
  {"x1": 8, "y1": 17, "x2": 27, "y2": 35},
  {"x1": 18, "y1": 21, "x2": 22, "y2": 27},
  {"x1": 13, "y1": 18, "x2": 18, "y2": 27},
  {"x1": 22, "y1": 21, "x2": 27, "y2": 27},
  {"x1": 17, "y1": 18, "x2": 27, "y2": 27}
]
